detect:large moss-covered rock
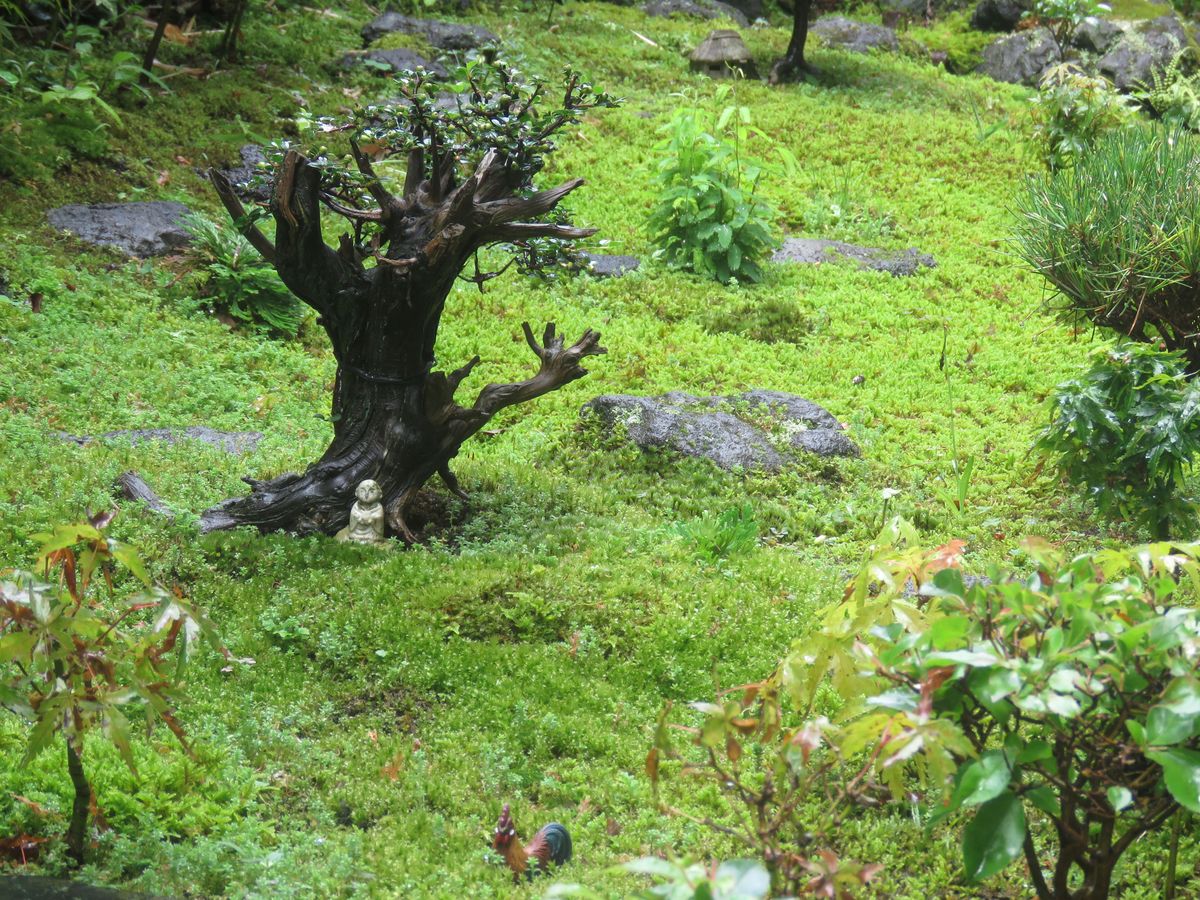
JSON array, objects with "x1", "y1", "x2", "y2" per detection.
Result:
[
  {"x1": 976, "y1": 28, "x2": 1058, "y2": 85},
  {"x1": 1098, "y1": 15, "x2": 1187, "y2": 92},
  {"x1": 583, "y1": 390, "x2": 860, "y2": 471},
  {"x1": 360, "y1": 13, "x2": 497, "y2": 50},
  {"x1": 811, "y1": 15, "x2": 899, "y2": 54},
  {"x1": 47, "y1": 202, "x2": 192, "y2": 257}
]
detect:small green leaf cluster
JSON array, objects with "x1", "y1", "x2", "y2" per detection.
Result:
[
  {"x1": 179, "y1": 213, "x2": 308, "y2": 338},
  {"x1": 671, "y1": 504, "x2": 759, "y2": 563},
  {"x1": 1035, "y1": 343, "x2": 1200, "y2": 539},
  {"x1": 1014, "y1": 126, "x2": 1200, "y2": 369},
  {"x1": 646, "y1": 91, "x2": 779, "y2": 285},
  {"x1": 1027, "y1": 64, "x2": 1134, "y2": 171}
]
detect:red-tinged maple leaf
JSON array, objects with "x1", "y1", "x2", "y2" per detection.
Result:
[{"x1": 930, "y1": 539, "x2": 967, "y2": 572}]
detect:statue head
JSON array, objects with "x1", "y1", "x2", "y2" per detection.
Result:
[{"x1": 356, "y1": 479, "x2": 382, "y2": 505}]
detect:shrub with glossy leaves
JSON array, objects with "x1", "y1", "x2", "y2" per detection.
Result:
[
  {"x1": 790, "y1": 520, "x2": 1200, "y2": 899},
  {"x1": 1035, "y1": 343, "x2": 1200, "y2": 539},
  {"x1": 1014, "y1": 127, "x2": 1200, "y2": 370}
]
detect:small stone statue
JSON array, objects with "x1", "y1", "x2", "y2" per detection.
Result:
[{"x1": 335, "y1": 479, "x2": 386, "y2": 545}]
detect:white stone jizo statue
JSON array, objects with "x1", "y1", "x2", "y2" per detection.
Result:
[{"x1": 335, "y1": 479, "x2": 386, "y2": 545}]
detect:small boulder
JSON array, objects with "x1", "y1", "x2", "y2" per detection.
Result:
[
  {"x1": 690, "y1": 29, "x2": 757, "y2": 78},
  {"x1": 340, "y1": 48, "x2": 449, "y2": 78},
  {"x1": 361, "y1": 13, "x2": 497, "y2": 50},
  {"x1": 772, "y1": 238, "x2": 935, "y2": 277},
  {"x1": 641, "y1": 0, "x2": 751, "y2": 29},
  {"x1": 582, "y1": 390, "x2": 859, "y2": 472},
  {"x1": 976, "y1": 28, "x2": 1059, "y2": 85},
  {"x1": 47, "y1": 202, "x2": 192, "y2": 257},
  {"x1": 811, "y1": 16, "x2": 899, "y2": 54},
  {"x1": 969, "y1": 0, "x2": 1027, "y2": 32},
  {"x1": 1098, "y1": 15, "x2": 1187, "y2": 92},
  {"x1": 1072, "y1": 16, "x2": 1123, "y2": 54},
  {"x1": 578, "y1": 253, "x2": 641, "y2": 278}
]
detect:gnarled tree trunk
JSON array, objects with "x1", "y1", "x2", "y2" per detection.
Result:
[
  {"x1": 201, "y1": 144, "x2": 604, "y2": 539},
  {"x1": 770, "y1": 0, "x2": 816, "y2": 84}
]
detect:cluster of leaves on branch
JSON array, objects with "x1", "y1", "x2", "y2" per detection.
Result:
[
  {"x1": 0, "y1": 516, "x2": 222, "y2": 864},
  {"x1": 646, "y1": 86, "x2": 783, "y2": 285},
  {"x1": 651, "y1": 517, "x2": 1200, "y2": 899},
  {"x1": 1035, "y1": 343, "x2": 1200, "y2": 540},
  {"x1": 255, "y1": 59, "x2": 619, "y2": 281},
  {"x1": 1014, "y1": 126, "x2": 1200, "y2": 371}
]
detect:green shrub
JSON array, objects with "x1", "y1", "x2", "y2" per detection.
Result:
[
  {"x1": 801, "y1": 525, "x2": 1200, "y2": 898},
  {"x1": 646, "y1": 88, "x2": 778, "y2": 285},
  {"x1": 1028, "y1": 0, "x2": 1101, "y2": 54},
  {"x1": 1013, "y1": 126, "x2": 1200, "y2": 369},
  {"x1": 1035, "y1": 343, "x2": 1200, "y2": 540},
  {"x1": 180, "y1": 213, "x2": 308, "y2": 338},
  {"x1": 1027, "y1": 64, "x2": 1134, "y2": 171}
]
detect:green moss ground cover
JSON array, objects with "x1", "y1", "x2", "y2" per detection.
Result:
[{"x1": 0, "y1": 3, "x2": 1194, "y2": 897}]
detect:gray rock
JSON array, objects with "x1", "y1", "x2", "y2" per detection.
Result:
[
  {"x1": 641, "y1": 0, "x2": 751, "y2": 29},
  {"x1": 361, "y1": 13, "x2": 497, "y2": 50},
  {"x1": 579, "y1": 252, "x2": 640, "y2": 277},
  {"x1": 976, "y1": 28, "x2": 1059, "y2": 85},
  {"x1": 1072, "y1": 16, "x2": 1123, "y2": 54},
  {"x1": 1098, "y1": 15, "x2": 1187, "y2": 92},
  {"x1": 723, "y1": 0, "x2": 765, "y2": 20},
  {"x1": 811, "y1": 16, "x2": 899, "y2": 54},
  {"x1": 772, "y1": 238, "x2": 935, "y2": 277},
  {"x1": 47, "y1": 202, "x2": 192, "y2": 257},
  {"x1": 969, "y1": 0, "x2": 1026, "y2": 32},
  {"x1": 58, "y1": 426, "x2": 263, "y2": 456},
  {"x1": 582, "y1": 390, "x2": 859, "y2": 472},
  {"x1": 340, "y1": 48, "x2": 449, "y2": 78},
  {"x1": 216, "y1": 144, "x2": 271, "y2": 202}
]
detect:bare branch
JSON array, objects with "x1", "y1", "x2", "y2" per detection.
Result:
[
  {"x1": 473, "y1": 322, "x2": 606, "y2": 415},
  {"x1": 209, "y1": 169, "x2": 276, "y2": 263},
  {"x1": 403, "y1": 147, "x2": 425, "y2": 198},
  {"x1": 474, "y1": 178, "x2": 585, "y2": 227},
  {"x1": 489, "y1": 222, "x2": 598, "y2": 242},
  {"x1": 319, "y1": 192, "x2": 384, "y2": 221}
]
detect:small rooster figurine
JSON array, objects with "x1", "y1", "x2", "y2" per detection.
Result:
[{"x1": 492, "y1": 803, "x2": 572, "y2": 883}]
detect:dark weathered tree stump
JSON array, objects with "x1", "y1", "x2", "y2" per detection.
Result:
[{"x1": 201, "y1": 69, "x2": 610, "y2": 539}]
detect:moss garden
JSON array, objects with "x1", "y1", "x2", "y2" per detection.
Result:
[{"x1": 5, "y1": 0, "x2": 1200, "y2": 897}]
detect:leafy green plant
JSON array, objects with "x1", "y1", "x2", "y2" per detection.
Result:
[
  {"x1": 1027, "y1": 64, "x2": 1134, "y2": 171},
  {"x1": 1035, "y1": 343, "x2": 1200, "y2": 540},
  {"x1": 804, "y1": 527, "x2": 1200, "y2": 899},
  {"x1": 0, "y1": 516, "x2": 221, "y2": 865},
  {"x1": 1027, "y1": 0, "x2": 1102, "y2": 56},
  {"x1": 672, "y1": 505, "x2": 759, "y2": 563},
  {"x1": 1137, "y1": 50, "x2": 1200, "y2": 133},
  {"x1": 646, "y1": 86, "x2": 780, "y2": 285},
  {"x1": 180, "y1": 213, "x2": 308, "y2": 337},
  {"x1": 1014, "y1": 126, "x2": 1200, "y2": 369}
]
